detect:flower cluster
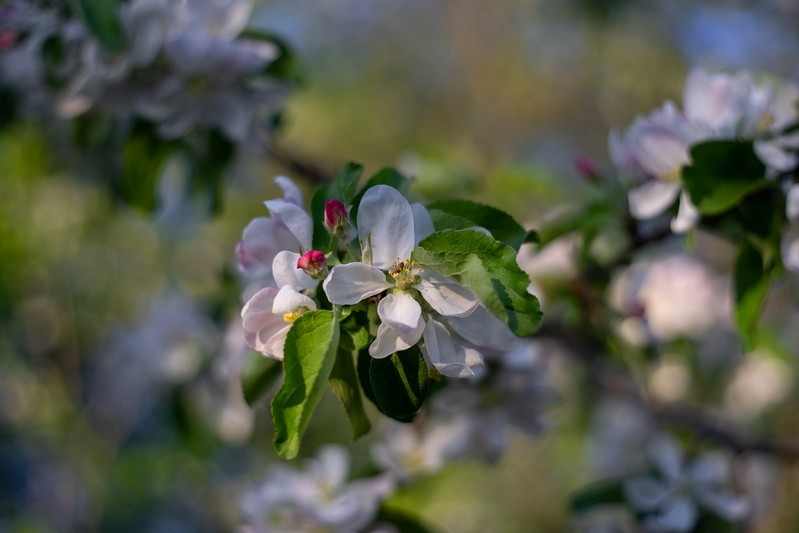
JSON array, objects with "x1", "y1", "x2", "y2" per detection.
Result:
[
  {"x1": 239, "y1": 178, "x2": 520, "y2": 378},
  {"x1": 0, "y1": 0, "x2": 287, "y2": 143},
  {"x1": 611, "y1": 69, "x2": 799, "y2": 233}
]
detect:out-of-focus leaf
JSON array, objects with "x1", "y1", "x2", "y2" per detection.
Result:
[
  {"x1": 328, "y1": 348, "x2": 371, "y2": 439},
  {"x1": 271, "y1": 310, "x2": 339, "y2": 459},
  {"x1": 375, "y1": 506, "x2": 443, "y2": 533},
  {"x1": 428, "y1": 199, "x2": 527, "y2": 250},
  {"x1": 537, "y1": 200, "x2": 615, "y2": 247},
  {"x1": 78, "y1": 0, "x2": 127, "y2": 52},
  {"x1": 412, "y1": 229, "x2": 542, "y2": 336},
  {"x1": 682, "y1": 140, "x2": 767, "y2": 215},
  {"x1": 570, "y1": 479, "x2": 626, "y2": 512},
  {"x1": 734, "y1": 240, "x2": 771, "y2": 350},
  {"x1": 241, "y1": 352, "x2": 282, "y2": 407}
]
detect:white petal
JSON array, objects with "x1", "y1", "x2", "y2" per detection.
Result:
[
  {"x1": 241, "y1": 287, "x2": 288, "y2": 356},
  {"x1": 645, "y1": 496, "x2": 698, "y2": 533},
  {"x1": 311, "y1": 445, "x2": 350, "y2": 488},
  {"x1": 670, "y1": 191, "x2": 700, "y2": 233},
  {"x1": 275, "y1": 175, "x2": 304, "y2": 205},
  {"x1": 636, "y1": 129, "x2": 691, "y2": 178},
  {"x1": 628, "y1": 181, "x2": 682, "y2": 220},
  {"x1": 696, "y1": 489, "x2": 750, "y2": 521},
  {"x1": 446, "y1": 306, "x2": 516, "y2": 353},
  {"x1": 416, "y1": 270, "x2": 478, "y2": 317},
  {"x1": 264, "y1": 199, "x2": 313, "y2": 250},
  {"x1": 272, "y1": 285, "x2": 316, "y2": 315},
  {"x1": 648, "y1": 434, "x2": 684, "y2": 481},
  {"x1": 421, "y1": 319, "x2": 476, "y2": 378},
  {"x1": 787, "y1": 185, "x2": 799, "y2": 223},
  {"x1": 264, "y1": 324, "x2": 291, "y2": 360},
  {"x1": 623, "y1": 476, "x2": 670, "y2": 511},
  {"x1": 411, "y1": 202, "x2": 435, "y2": 244},
  {"x1": 378, "y1": 292, "x2": 422, "y2": 334},
  {"x1": 369, "y1": 319, "x2": 425, "y2": 359},
  {"x1": 272, "y1": 250, "x2": 318, "y2": 290},
  {"x1": 357, "y1": 185, "x2": 415, "y2": 269},
  {"x1": 781, "y1": 229, "x2": 799, "y2": 271},
  {"x1": 323, "y1": 263, "x2": 393, "y2": 305},
  {"x1": 687, "y1": 453, "x2": 727, "y2": 486}
]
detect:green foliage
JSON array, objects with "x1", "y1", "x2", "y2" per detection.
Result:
[
  {"x1": 734, "y1": 240, "x2": 773, "y2": 350},
  {"x1": 240, "y1": 352, "x2": 282, "y2": 407},
  {"x1": 569, "y1": 479, "x2": 626, "y2": 512},
  {"x1": 375, "y1": 505, "x2": 443, "y2": 533},
  {"x1": 271, "y1": 310, "x2": 340, "y2": 459},
  {"x1": 120, "y1": 122, "x2": 174, "y2": 212},
  {"x1": 77, "y1": 0, "x2": 127, "y2": 52},
  {"x1": 412, "y1": 229, "x2": 542, "y2": 336},
  {"x1": 328, "y1": 348, "x2": 371, "y2": 439},
  {"x1": 359, "y1": 347, "x2": 430, "y2": 423},
  {"x1": 240, "y1": 30, "x2": 303, "y2": 83},
  {"x1": 427, "y1": 199, "x2": 528, "y2": 250},
  {"x1": 682, "y1": 140, "x2": 768, "y2": 215},
  {"x1": 311, "y1": 162, "x2": 364, "y2": 250}
]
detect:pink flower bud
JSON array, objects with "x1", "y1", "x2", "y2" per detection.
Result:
[
  {"x1": 297, "y1": 250, "x2": 327, "y2": 277},
  {"x1": 324, "y1": 199, "x2": 349, "y2": 235},
  {"x1": 575, "y1": 156, "x2": 599, "y2": 181}
]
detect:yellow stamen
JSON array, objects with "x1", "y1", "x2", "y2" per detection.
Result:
[
  {"x1": 389, "y1": 257, "x2": 421, "y2": 289},
  {"x1": 283, "y1": 310, "x2": 303, "y2": 323}
]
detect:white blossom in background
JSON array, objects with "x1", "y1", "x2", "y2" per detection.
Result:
[
  {"x1": 430, "y1": 338, "x2": 554, "y2": 462},
  {"x1": 624, "y1": 435, "x2": 749, "y2": 532},
  {"x1": 371, "y1": 419, "x2": 470, "y2": 481},
  {"x1": 782, "y1": 184, "x2": 799, "y2": 271},
  {"x1": 241, "y1": 445, "x2": 393, "y2": 533},
  {"x1": 609, "y1": 253, "x2": 731, "y2": 343},
  {"x1": 323, "y1": 185, "x2": 510, "y2": 378},
  {"x1": 611, "y1": 69, "x2": 799, "y2": 233}
]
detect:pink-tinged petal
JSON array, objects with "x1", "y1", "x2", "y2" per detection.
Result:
[
  {"x1": 274, "y1": 175, "x2": 303, "y2": 205},
  {"x1": 628, "y1": 181, "x2": 681, "y2": 220},
  {"x1": 369, "y1": 319, "x2": 425, "y2": 359},
  {"x1": 416, "y1": 270, "x2": 478, "y2": 317},
  {"x1": 272, "y1": 250, "x2": 317, "y2": 290},
  {"x1": 241, "y1": 288, "x2": 288, "y2": 357},
  {"x1": 357, "y1": 185, "x2": 415, "y2": 269},
  {"x1": 684, "y1": 69, "x2": 749, "y2": 135},
  {"x1": 420, "y1": 319, "x2": 477, "y2": 378},
  {"x1": 323, "y1": 263, "x2": 392, "y2": 305},
  {"x1": 446, "y1": 306, "x2": 516, "y2": 353},
  {"x1": 264, "y1": 199, "x2": 313, "y2": 250},
  {"x1": 377, "y1": 292, "x2": 422, "y2": 334},
  {"x1": 272, "y1": 285, "x2": 316, "y2": 315},
  {"x1": 411, "y1": 203, "x2": 435, "y2": 244},
  {"x1": 263, "y1": 324, "x2": 291, "y2": 361},
  {"x1": 635, "y1": 129, "x2": 691, "y2": 178},
  {"x1": 670, "y1": 191, "x2": 700, "y2": 233}
]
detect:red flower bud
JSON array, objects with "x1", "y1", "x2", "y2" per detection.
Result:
[
  {"x1": 324, "y1": 199, "x2": 349, "y2": 235},
  {"x1": 575, "y1": 156, "x2": 599, "y2": 181},
  {"x1": 297, "y1": 250, "x2": 327, "y2": 277}
]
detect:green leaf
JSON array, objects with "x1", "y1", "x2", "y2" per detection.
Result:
[
  {"x1": 120, "y1": 122, "x2": 174, "y2": 212},
  {"x1": 375, "y1": 506, "x2": 443, "y2": 533},
  {"x1": 412, "y1": 229, "x2": 542, "y2": 336},
  {"x1": 734, "y1": 240, "x2": 771, "y2": 350},
  {"x1": 350, "y1": 168, "x2": 411, "y2": 223},
  {"x1": 537, "y1": 200, "x2": 615, "y2": 247},
  {"x1": 368, "y1": 347, "x2": 429, "y2": 423},
  {"x1": 570, "y1": 479, "x2": 626, "y2": 512},
  {"x1": 340, "y1": 311, "x2": 371, "y2": 351},
  {"x1": 523, "y1": 229, "x2": 540, "y2": 245},
  {"x1": 682, "y1": 140, "x2": 768, "y2": 215},
  {"x1": 329, "y1": 348, "x2": 371, "y2": 439},
  {"x1": 78, "y1": 0, "x2": 127, "y2": 52},
  {"x1": 428, "y1": 199, "x2": 528, "y2": 250},
  {"x1": 311, "y1": 162, "x2": 364, "y2": 250},
  {"x1": 241, "y1": 352, "x2": 283, "y2": 406},
  {"x1": 271, "y1": 310, "x2": 340, "y2": 459}
]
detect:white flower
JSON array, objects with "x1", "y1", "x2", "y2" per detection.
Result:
[
  {"x1": 241, "y1": 284, "x2": 316, "y2": 361},
  {"x1": 624, "y1": 435, "x2": 749, "y2": 532},
  {"x1": 371, "y1": 419, "x2": 470, "y2": 481},
  {"x1": 236, "y1": 176, "x2": 312, "y2": 281},
  {"x1": 782, "y1": 184, "x2": 799, "y2": 272},
  {"x1": 241, "y1": 445, "x2": 393, "y2": 533},
  {"x1": 323, "y1": 185, "x2": 494, "y2": 377}
]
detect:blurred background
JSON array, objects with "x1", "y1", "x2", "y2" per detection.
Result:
[{"x1": 3, "y1": 0, "x2": 799, "y2": 531}]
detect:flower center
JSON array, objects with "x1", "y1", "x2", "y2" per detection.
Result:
[
  {"x1": 283, "y1": 307, "x2": 310, "y2": 323},
  {"x1": 389, "y1": 258, "x2": 421, "y2": 290}
]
